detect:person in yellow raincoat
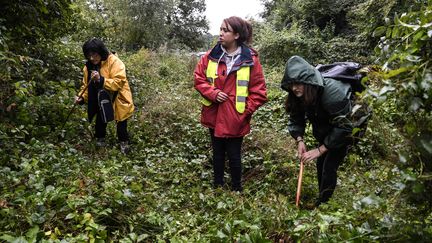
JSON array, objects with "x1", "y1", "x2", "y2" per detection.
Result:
[{"x1": 75, "y1": 38, "x2": 134, "y2": 153}]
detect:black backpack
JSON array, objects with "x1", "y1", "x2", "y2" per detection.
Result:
[
  {"x1": 98, "y1": 89, "x2": 115, "y2": 123},
  {"x1": 316, "y1": 62, "x2": 367, "y2": 94},
  {"x1": 316, "y1": 62, "x2": 372, "y2": 145}
]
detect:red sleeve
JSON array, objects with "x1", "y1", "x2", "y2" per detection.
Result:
[
  {"x1": 246, "y1": 55, "x2": 267, "y2": 114},
  {"x1": 194, "y1": 54, "x2": 220, "y2": 102}
]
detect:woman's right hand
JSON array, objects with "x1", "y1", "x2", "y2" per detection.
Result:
[
  {"x1": 297, "y1": 141, "x2": 306, "y2": 159},
  {"x1": 75, "y1": 96, "x2": 83, "y2": 104},
  {"x1": 216, "y1": 91, "x2": 229, "y2": 103}
]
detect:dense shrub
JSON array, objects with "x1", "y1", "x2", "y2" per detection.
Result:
[{"x1": 372, "y1": 1, "x2": 432, "y2": 207}]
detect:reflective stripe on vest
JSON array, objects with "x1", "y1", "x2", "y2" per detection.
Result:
[
  {"x1": 235, "y1": 66, "x2": 250, "y2": 113},
  {"x1": 201, "y1": 61, "x2": 218, "y2": 106},
  {"x1": 202, "y1": 60, "x2": 250, "y2": 114}
]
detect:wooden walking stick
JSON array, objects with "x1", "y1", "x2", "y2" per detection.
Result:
[{"x1": 295, "y1": 159, "x2": 304, "y2": 207}]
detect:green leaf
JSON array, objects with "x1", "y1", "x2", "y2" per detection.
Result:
[
  {"x1": 26, "y1": 225, "x2": 39, "y2": 243},
  {"x1": 420, "y1": 139, "x2": 432, "y2": 154},
  {"x1": 413, "y1": 30, "x2": 426, "y2": 42},
  {"x1": 386, "y1": 27, "x2": 393, "y2": 38},
  {"x1": 233, "y1": 220, "x2": 244, "y2": 226},
  {"x1": 0, "y1": 235, "x2": 16, "y2": 242},
  {"x1": 137, "y1": 234, "x2": 149, "y2": 242},
  {"x1": 293, "y1": 224, "x2": 307, "y2": 232},
  {"x1": 128, "y1": 233, "x2": 137, "y2": 241},
  {"x1": 217, "y1": 202, "x2": 226, "y2": 209},
  {"x1": 398, "y1": 154, "x2": 407, "y2": 164},
  {"x1": 412, "y1": 182, "x2": 425, "y2": 193},
  {"x1": 65, "y1": 213, "x2": 75, "y2": 220},
  {"x1": 398, "y1": 19, "x2": 420, "y2": 31},
  {"x1": 12, "y1": 237, "x2": 27, "y2": 243},
  {"x1": 373, "y1": 26, "x2": 387, "y2": 37},
  {"x1": 378, "y1": 86, "x2": 396, "y2": 96},
  {"x1": 391, "y1": 27, "x2": 400, "y2": 38},
  {"x1": 216, "y1": 230, "x2": 227, "y2": 238},
  {"x1": 409, "y1": 97, "x2": 423, "y2": 111}
]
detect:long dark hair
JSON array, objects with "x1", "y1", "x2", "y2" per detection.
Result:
[
  {"x1": 82, "y1": 38, "x2": 110, "y2": 61},
  {"x1": 223, "y1": 16, "x2": 253, "y2": 46},
  {"x1": 285, "y1": 84, "x2": 320, "y2": 113}
]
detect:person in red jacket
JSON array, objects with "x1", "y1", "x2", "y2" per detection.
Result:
[{"x1": 194, "y1": 16, "x2": 267, "y2": 191}]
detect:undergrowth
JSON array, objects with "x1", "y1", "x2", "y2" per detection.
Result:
[{"x1": 0, "y1": 50, "x2": 431, "y2": 242}]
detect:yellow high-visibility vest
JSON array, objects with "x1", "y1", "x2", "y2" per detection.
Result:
[{"x1": 201, "y1": 60, "x2": 250, "y2": 114}]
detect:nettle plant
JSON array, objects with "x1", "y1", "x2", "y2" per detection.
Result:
[{"x1": 373, "y1": 1, "x2": 432, "y2": 198}]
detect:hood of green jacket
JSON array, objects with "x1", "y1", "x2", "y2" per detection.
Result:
[{"x1": 281, "y1": 55, "x2": 324, "y2": 91}]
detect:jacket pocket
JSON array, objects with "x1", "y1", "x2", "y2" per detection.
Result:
[{"x1": 217, "y1": 99, "x2": 250, "y2": 136}]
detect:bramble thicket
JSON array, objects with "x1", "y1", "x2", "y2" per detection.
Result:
[{"x1": 0, "y1": 0, "x2": 431, "y2": 241}]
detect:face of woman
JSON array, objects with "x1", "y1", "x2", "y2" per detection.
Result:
[
  {"x1": 218, "y1": 21, "x2": 239, "y2": 50},
  {"x1": 87, "y1": 52, "x2": 102, "y2": 65},
  {"x1": 291, "y1": 83, "x2": 305, "y2": 97}
]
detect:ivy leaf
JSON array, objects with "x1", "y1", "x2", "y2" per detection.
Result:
[
  {"x1": 398, "y1": 154, "x2": 407, "y2": 164},
  {"x1": 137, "y1": 234, "x2": 149, "y2": 242},
  {"x1": 361, "y1": 196, "x2": 375, "y2": 205},
  {"x1": 421, "y1": 73, "x2": 432, "y2": 90},
  {"x1": 398, "y1": 19, "x2": 420, "y2": 31},
  {"x1": 217, "y1": 202, "x2": 226, "y2": 209},
  {"x1": 420, "y1": 139, "x2": 432, "y2": 154},
  {"x1": 409, "y1": 97, "x2": 423, "y2": 111},
  {"x1": 25, "y1": 225, "x2": 40, "y2": 243},
  {"x1": 378, "y1": 86, "x2": 396, "y2": 96},
  {"x1": 217, "y1": 230, "x2": 227, "y2": 238},
  {"x1": 65, "y1": 213, "x2": 75, "y2": 220},
  {"x1": 293, "y1": 224, "x2": 307, "y2": 232},
  {"x1": 318, "y1": 221, "x2": 329, "y2": 233},
  {"x1": 373, "y1": 26, "x2": 387, "y2": 37},
  {"x1": 412, "y1": 182, "x2": 425, "y2": 193},
  {"x1": 233, "y1": 220, "x2": 244, "y2": 226},
  {"x1": 0, "y1": 235, "x2": 16, "y2": 242}
]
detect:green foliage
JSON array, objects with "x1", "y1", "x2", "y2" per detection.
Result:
[
  {"x1": 74, "y1": 0, "x2": 209, "y2": 51},
  {"x1": 0, "y1": 0, "x2": 82, "y2": 121},
  {"x1": 257, "y1": 0, "x2": 421, "y2": 66},
  {"x1": 374, "y1": 2, "x2": 432, "y2": 172},
  {"x1": 255, "y1": 21, "x2": 327, "y2": 66},
  {"x1": 0, "y1": 0, "x2": 76, "y2": 49},
  {"x1": 167, "y1": 0, "x2": 209, "y2": 50},
  {"x1": 2, "y1": 47, "x2": 432, "y2": 241},
  {"x1": 70, "y1": 0, "x2": 110, "y2": 42},
  {"x1": 1, "y1": 0, "x2": 432, "y2": 241}
]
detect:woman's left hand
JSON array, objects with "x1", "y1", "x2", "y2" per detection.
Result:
[{"x1": 216, "y1": 91, "x2": 229, "y2": 103}]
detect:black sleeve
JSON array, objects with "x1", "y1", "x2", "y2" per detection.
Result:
[
  {"x1": 323, "y1": 98, "x2": 353, "y2": 149},
  {"x1": 288, "y1": 109, "x2": 306, "y2": 140}
]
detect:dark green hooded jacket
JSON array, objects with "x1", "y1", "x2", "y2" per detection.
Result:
[{"x1": 281, "y1": 56, "x2": 353, "y2": 149}]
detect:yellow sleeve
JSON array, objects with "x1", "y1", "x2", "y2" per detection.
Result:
[{"x1": 103, "y1": 58, "x2": 127, "y2": 92}]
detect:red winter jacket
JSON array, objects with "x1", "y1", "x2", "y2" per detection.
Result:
[{"x1": 194, "y1": 44, "x2": 267, "y2": 137}]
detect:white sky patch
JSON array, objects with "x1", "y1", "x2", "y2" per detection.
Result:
[{"x1": 205, "y1": 0, "x2": 264, "y2": 35}]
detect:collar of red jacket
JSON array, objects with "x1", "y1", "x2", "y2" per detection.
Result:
[{"x1": 208, "y1": 43, "x2": 254, "y2": 67}]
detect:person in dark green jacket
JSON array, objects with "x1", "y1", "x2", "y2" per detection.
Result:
[{"x1": 281, "y1": 55, "x2": 353, "y2": 206}]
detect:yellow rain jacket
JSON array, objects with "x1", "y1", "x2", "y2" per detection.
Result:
[{"x1": 79, "y1": 53, "x2": 134, "y2": 121}]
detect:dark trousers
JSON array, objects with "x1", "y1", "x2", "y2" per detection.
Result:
[
  {"x1": 209, "y1": 129, "x2": 243, "y2": 191},
  {"x1": 95, "y1": 113, "x2": 129, "y2": 142},
  {"x1": 316, "y1": 145, "x2": 348, "y2": 203}
]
